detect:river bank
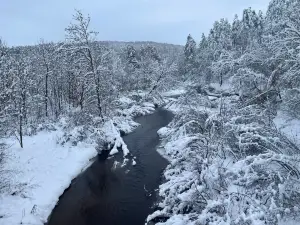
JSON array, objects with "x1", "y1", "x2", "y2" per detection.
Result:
[{"x1": 47, "y1": 109, "x2": 173, "y2": 225}]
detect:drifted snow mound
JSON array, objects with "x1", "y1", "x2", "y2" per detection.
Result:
[
  {"x1": 101, "y1": 119, "x2": 130, "y2": 157},
  {"x1": 122, "y1": 102, "x2": 156, "y2": 117},
  {"x1": 157, "y1": 127, "x2": 172, "y2": 138},
  {"x1": 112, "y1": 116, "x2": 139, "y2": 134}
]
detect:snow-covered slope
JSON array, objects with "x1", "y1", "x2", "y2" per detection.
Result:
[
  {"x1": 149, "y1": 85, "x2": 300, "y2": 225},
  {"x1": 0, "y1": 128, "x2": 96, "y2": 225},
  {"x1": 0, "y1": 96, "x2": 157, "y2": 225},
  {"x1": 274, "y1": 111, "x2": 300, "y2": 146}
]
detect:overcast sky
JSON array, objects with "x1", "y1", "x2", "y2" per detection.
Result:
[{"x1": 1, "y1": 0, "x2": 270, "y2": 46}]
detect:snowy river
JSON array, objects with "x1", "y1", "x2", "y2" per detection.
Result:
[{"x1": 46, "y1": 109, "x2": 173, "y2": 225}]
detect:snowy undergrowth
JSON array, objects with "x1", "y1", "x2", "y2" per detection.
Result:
[
  {"x1": 149, "y1": 85, "x2": 300, "y2": 225},
  {"x1": 0, "y1": 94, "x2": 158, "y2": 225}
]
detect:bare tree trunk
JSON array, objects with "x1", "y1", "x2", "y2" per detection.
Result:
[
  {"x1": 58, "y1": 80, "x2": 62, "y2": 115},
  {"x1": 68, "y1": 73, "x2": 72, "y2": 109},
  {"x1": 79, "y1": 84, "x2": 85, "y2": 110},
  {"x1": 22, "y1": 93, "x2": 27, "y2": 124},
  {"x1": 148, "y1": 71, "x2": 164, "y2": 96},
  {"x1": 45, "y1": 68, "x2": 48, "y2": 117},
  {"x1": 19, "y1": 109, "x2": 23, "y2": 148},
  {"x1": 96, "y1": 83, "x2": 102, "y2": 117},
  {"x1": 40, "y1": 41, "x2": 50, "y2": 117},
  {"x1": 87, "y1": 48, "x2": 103, "y2": 118}
]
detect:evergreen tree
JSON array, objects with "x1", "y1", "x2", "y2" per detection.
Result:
[{"x1": 183, "y1": 34, "x2": 197, "y2": 79}]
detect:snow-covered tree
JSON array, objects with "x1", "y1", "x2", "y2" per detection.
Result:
[
  {"x1": 65, "y1": 10, "x2": 103, "y2": 117},
  {"x1": 183, "y1": 34, "x2": 197, "y2": 79},
  {"x1": 9, "y1": 56, "x2": 33, "y2": 147}
]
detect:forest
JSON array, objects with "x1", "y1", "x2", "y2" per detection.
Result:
[{"x1": 1, "y1": 0, "x2": 300, "y2": 225}]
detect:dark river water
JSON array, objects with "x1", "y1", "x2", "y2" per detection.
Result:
[{"x1": 47, "y1": 109, "x2": 173, "y2": 225}]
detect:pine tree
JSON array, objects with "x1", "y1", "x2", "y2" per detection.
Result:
[{"x1": 183, "y1": 34, "x2": 197, "y2": 79}]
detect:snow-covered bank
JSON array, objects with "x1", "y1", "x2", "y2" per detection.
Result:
[
  {"x1": 149, "y1": 86, "x2": 300, "y2": 225},
  {"x1": 0, "y1": 95, "x2": 158, "y2": 225},
  {"x1": 0, "y1": 128, "x2": 96, "y2": 225},
  {"x1": 274, "y1": 111, "x2": 300, "y2": 146}
]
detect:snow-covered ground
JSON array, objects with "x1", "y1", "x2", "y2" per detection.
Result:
[
  {"x1": 274, "y1": 111, "x2": 300, "y2": 225},
  {"x1": 0, "y1": 95, "x2": 158, "y2": 225},
  {"x1": 274, "y1": 111, "x2": 300, "y2": 146},
  {"x1": 209, "y1": 82, "x2": 232, "y2": 92},
  {"x1": 162, "y1": 89, "x2": 186, "y2": 98},
  {"x1": 0, "y1": 128, "x2": 96, "y2": 225},
  {"x1": 279, "y1": 219, "x2": 300, "y2": 225}
]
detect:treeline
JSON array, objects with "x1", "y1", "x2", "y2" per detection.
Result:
[
  {"x1": 0, "y1": 10, "x2": 181, "y2": 147},
  {"x1": 182, "y1": 0, "x2": 300, "y2": 115}
]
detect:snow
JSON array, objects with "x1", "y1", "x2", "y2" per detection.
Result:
[
  {"x1": 279, "y1": 219, "x2": 300, "y2": 225},
  {"x1": 142, "y1": 102, "x2": 155, "y2": 108},
  {"x1": 109, "y1": 147, "x2": 119, "y2": 155},
  {"x1": 122, "y1": 103, "x2": 156, "y2": 117},
  {"x1": 132, "y1": 159, "x2": 137, "y2": 166},
  {"x1": 162, "y1": 89, "x2": 186, "y2": 97},
  {"x1": 210, "y1": 82, "x2": 232, "y2": 92},
  {"x1": 274, "y1": 111, "x2": 300, "y2": 145},
  {"x1": 119, "y1": 96, "x2": 134, "y2": 105},
  {"x1": 157, "y1": 127, "x2": 172, "y2": 138},
  {"x1": 160, "y1": 136, "x2": 196, "y2": 160},
  {"x1": 121, "y1": 158, "x2": 129, "y2": 167},
  {"x1": 102, "y1": 120, "x2": 130, "y2": 157},
  {"x1": 0, "y1": 128, "x2": 97, "y2": 225},
  {"x1": 112, "y1": 115, "x2": 139, "y2": 134},
  {"x1": 157, "y1": 215, "x2": 194, "y2": 225},
  {"x1": 164, "y1": 98, "x2": 183, "y2": 113}
]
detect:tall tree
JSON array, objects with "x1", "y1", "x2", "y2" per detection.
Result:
[
  {"x1": 37, "y1": 40, "x2": 58, "y2": 117},
  {"x1": 183, "y1": 34, "x2": 197, "y2": 79},
  {"x1": 10, "y1": 56, "x2": 32, "y2": 148},
  {"x1": 65, "y1": 10, "x2": 103, "y2": 117}
]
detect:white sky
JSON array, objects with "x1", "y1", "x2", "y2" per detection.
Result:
[{"x1": 0, "y1": 0, "x2": 270, "y2": 46}]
